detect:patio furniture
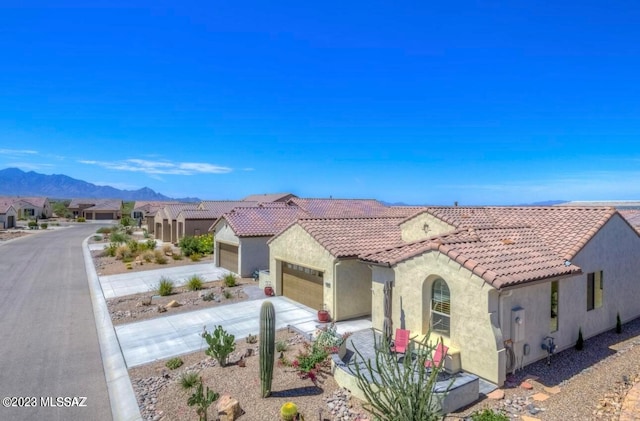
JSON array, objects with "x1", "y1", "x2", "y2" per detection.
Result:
[
  {"x1": 425, "y1": 341, "x2": 449, "y2": 370},
  {"x1": 390, "y1": 328, "x2": 410, "y2": 357}
]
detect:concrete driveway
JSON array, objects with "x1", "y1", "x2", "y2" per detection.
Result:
[{"x1": 99, "y1": 264, "x2": 231, "y2": 298}]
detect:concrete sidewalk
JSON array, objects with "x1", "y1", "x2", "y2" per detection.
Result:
[{"x1": 99, "y1": 264, "x2": 231, "y2": 298}]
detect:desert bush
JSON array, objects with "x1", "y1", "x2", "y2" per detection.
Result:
[
  {"x1": 103, "y1": 243, "x2": 119, "y2": 257},
  {"x1": 202, "y1": 325, "x2": 235, "y2": 367},
  {"x1": 180, "y1": 371, "x2": 201, "y2": 390},
  {"x1": 93, "y1": 235, "x2": 103, "y2": 241},
  {"x1": 77, "y1": 217, "x2": 86, "y2": 222},
  {"x1": 186, "y1": 275, "x2": 204, "y2": 291},
  {"x1": 179, "y1": 234, "x2": 214, "y2": 256},
  {"x1": 126, "y1": 239, "x2": 140, "y2": 254},
  {"x1": 142, "y1": 250, "x2": 154, "y2": 262},
  {"x1": 154, "y1": 250, "x2": 168, "y2": 264},
  {"x1": 190, "y1": 253, "x2": 202, "y2": 262},
  {"x1": 471, "y1": 409, "x2": 510, "y2": 421},
  {"x1": 110, "y1": 230, "x2": 129, "y2": 244},
  {"x1": 96, "y1": 226, "x2": 113, "y2": 234},
  {"x1": 165, "y1": 357, "x2": 183, "y2": 370},
  {"x1": 142, "y1": 228, "x2": 150, "y2": 238},
  {"x1": 145, "y1": 239, "x2": 157, "y2": 250},
  {"x1": 276, "y1": 341, "x2": 288, "y2": 353},
  {"x1": 162, "y1": 244, "x2": 173, "y2": 255},
  {"x1": 223, "y1": 290, "x2": 233, "y2": 299},
  {"x1": 187, "y1": 379, "x2": 218, "y2": 421},
  {"x1": 172, "y1": 252, "x2": 184, "y2": 260},
  {"x1": 28, "y1": 220, "x2": 38, "y2": 229},
  {"x1": 115, "y1": 245, "x2": 133, "y2": 261},
  {"x1": 40, "y1": 223, "x2": 48, "y2": 229},
  {"x1": 222, "y1": 273, "x2": 237, "y2": 287},
  {"x1": 158, "y1": 277, "x2": 174, "y2": 296}
]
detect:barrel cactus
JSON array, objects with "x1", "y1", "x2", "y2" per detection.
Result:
[
  {"x1": 280, "y1": 402, "x2": 299, "y2": 420},
  {"x1": 260, "y1": 300, "x2": 276, "y2": 398}
]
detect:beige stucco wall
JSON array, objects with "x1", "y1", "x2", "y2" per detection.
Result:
[
  {"x1": 373, "y1": 250, "x2": 504, "y2": 384},
  {"x1": 214, "y1": 220, "x2": 240, "y2": 269},
  {"x1": 334, "y1": 259, "x2": 372, "y2": 321},
  {"x1": 180, "y1": 218, "x2": 213, "y2": 239},
  {"x1": 400, "y1": 213, "x2": 455, "y2": 242},
  {"x1": 239, "y1": 236, "x2": 270, "y2": 278},
  {"x1": 269, "y1": 225, "x2": 335, "y2": 314}
]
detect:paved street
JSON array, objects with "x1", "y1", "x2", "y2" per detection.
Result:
[{"x1": 0, "y1": 224, "x2": 112, "y2": 421}]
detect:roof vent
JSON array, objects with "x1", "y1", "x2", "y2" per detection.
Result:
[{"x1": 501, "y1": 239, "x2": 515, "y2": 245}]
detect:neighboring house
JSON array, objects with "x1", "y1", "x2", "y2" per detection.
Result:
[
  {"x1": 287, "y1": 197, "x2": 393, "y2": 218},
  {"x1": 82, "y1": 199, "x2": 123, "y2": 220},
  {"x1": 619, "y1": 210, "x2": 640, "y2": 234},
  {"x1": 0, "y1": 196, "x2": 52, "y2": 219},
  {"x1": 68, "y1": 199, "x2": 96, "y2": 218},
  {"x1": 0, "y1": 202, "x2": 17, "y2": 229},
  {"x1": 211, "y1": 206, "x2": 308, "y2": 276},
  {"x1": 153, "y1": 203, "x2": 198, "y2": 243},
  {"x1": 358, "y1": 206, "x2": 640, "y2": 386},
  {"x1": 243, "y1": 193, "x2": 297, "y2": 203},
  {"x1": 175, "y1": 209, "x2": 219, "y2": 240},
  {"x1": 266, "y1": 216, "x2": 408, "y2": 319},
  {"x1": 131, "y1": 201, "x2": 178, "y2": 230}
]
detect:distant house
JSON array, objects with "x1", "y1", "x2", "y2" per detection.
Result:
[
  {"x1": 0, "y1": 202, "x2": 17, "y2": 229},
  {"x1": 153, "y1": 203, "x2": 198, "y2": 243},
  {"x1": 68, "y1": 198, "x2": 122, "y2": 220},
  {"x1": 0, "y1": 196, "x2": 52, "y2": 219},
  {"x1": 131, "y1": 201, "x2": 178, "y2": 230}
]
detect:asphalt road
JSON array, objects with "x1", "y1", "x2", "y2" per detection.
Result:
[{"x1": 0, "y1": 224, "x2": 112, "y2": 421}]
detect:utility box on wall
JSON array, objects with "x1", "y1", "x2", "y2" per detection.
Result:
[{"x1": 511, "y1": 307, "x2": 525, "y2": 342}]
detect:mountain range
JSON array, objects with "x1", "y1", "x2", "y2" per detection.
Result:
[{"x1": 0, "y1": 168, "x2": 199, "y2": 201}]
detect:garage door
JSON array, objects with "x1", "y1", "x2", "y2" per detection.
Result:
[
  {"x1": 219, "y1": 243, "x2": 239, "y2": 274},
  {"x1": 282, "y1": 262, "x2": 323, "y2": 310},
  {"x1": 95, "y1": 212, "x2": 113, "y2": 220}
]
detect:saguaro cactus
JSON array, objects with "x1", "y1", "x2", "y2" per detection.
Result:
[{"x1": 260, "y1": 300, "x2": 276, "y2": 398}]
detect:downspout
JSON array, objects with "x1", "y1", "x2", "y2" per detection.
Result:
[
  {"x1": 333, "y1": 259, "x2": 341, "y2": 321},
  {"x1": 498, "y1": 289, "x2": 514, "y2": 378}
]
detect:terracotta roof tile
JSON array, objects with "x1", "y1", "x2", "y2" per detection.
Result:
[
  {"x1": 84, "y1": 199, "x2": 123, "y2": 211},
  {"x1": 288, "y1": 198, "x2": 391, "y2": 218},
  {"x1": 362, "y1": 226, "x2": 581, "y2": 288},
  {"x1": 242, "y1": 193, "x2": 296, "y2": 202},
  {"x1": 178, "y1": 209, "x2": 221, "y2": 219},
  {"x1": 163, "y1": 203, "x2": 199, "y2": 219},
  {"x1": 291, "y1": 217, "x2": 406, "y2": 258},
  {"x1": 217, "y1": 207, "x2": 309, "y2": 237}
]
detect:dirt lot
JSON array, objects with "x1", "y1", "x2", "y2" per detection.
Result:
[{"x1": 0, "y1": 230, "x2": 32, "y2": 242}]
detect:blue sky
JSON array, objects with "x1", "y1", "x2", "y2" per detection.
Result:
[{"x1": 1, "y1": 1, "x2": 640, "y2": 205}]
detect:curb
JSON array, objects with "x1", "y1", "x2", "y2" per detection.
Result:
[{"x1": 83, "y1": 237, "x2": 142, "y2": 421}]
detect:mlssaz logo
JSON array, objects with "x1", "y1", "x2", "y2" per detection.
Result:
[{"x1": 40, "y1": 397, "x2": 88, "y2": 407}]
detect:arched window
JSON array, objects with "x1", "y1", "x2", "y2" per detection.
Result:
[{"x1": 431, "y1": 278, "x2": 451, "y2": 336}]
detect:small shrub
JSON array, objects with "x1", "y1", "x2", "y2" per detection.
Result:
[
  {"x1": 246, "y1": 334, "x2": 257, "y2": 344},
  {"x1": 166, "y1": 357, "x2": 183, "y2": 370},
  {"x1": 186, "y1": 275, "x2": 204, "y2": 291},
  {"x1": 154, "y1": 250, "x2": 168, "y2": 264},
  {"x1": 179, "y1": 234, "x2": 214, "y2": 256},
  {"x1": 187, "y1": 379, "x2": 219, "y2": 421},
  {"x1": 158, "y1": 277, "x2": 174, "y2": 296},
  {"x1": 223, "y1": 290, "x2": 233, "y2": 299},
  {"x1": 116, "y1": 245, "x2": 132, "y2": 261},
  {"x1": 103, "y1": 243, "x2": 119, "y2": 257},
  {"x1": 190, "y1": 253, "x2": 202, "y2": 262},
  {"x1": 142, "y1": 228, "x2": 150, "y2": 238},
  {"x1": 276, "y1": 341, "x2": 288, "y2": 353},
  {"x1": 576, "y1": 327, "x2": 584, "y2": 351},
  {"x1": 172, "y1": 252, "x2": 184, "y2": 260},
  {"x1": 180, "y1": 371, "x2": 201, "y2": 390},
  {"x1": 145, "y1": 239, "x2": 157, "y2": 250},
  {"x1": 93, "y1": 235, "x2": 103, "y2": 241},
  {"x1": 40, "y1": 223, "x2": 48, "y2": 229},
  {"x1": 222, "y1": 273, "x2": 237, "y2": 288},
  {"x1": 126, "y1": 239, "x2": 140, "y2": 254},
  {"x1": 202, "y1": 325, "x2": 236, "y2": 367},
  {"x1": 96, "y1": 226, "x2": 113, "y2": 234},
  {"x1": 162, "y1": 244, "x2": 173, "y2": 255},
  {"x1": 28, "y1": 220, "x2": 38, "y2": 229},
  {"x1": 77, "y1": 217, "x2": 86, "y2": 222},
  {"x1": 142, "y1": 250, "x2": 155, "y2": 262},
  {"x1": 471, "y1": 408, "x2": 510, "y2": 421},
  {"x1": 126, "y1": 263, "x2": 133, "y2": 270}
]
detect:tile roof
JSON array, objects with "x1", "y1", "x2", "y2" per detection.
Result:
[
  {"x1": 242, "y1": 193, "x2": 296, "y2": 202},
  {"x1": 0, "y1": 201, "x2": 16, "y2": 214},
  {"x1": 163, "y1": 203, "x2": 199, "y2": 219},
  {"x1": 85, "y1": 199, "x2": 123, "y2": 211},
  {"x1": 219, "y1": 206, "x2": 310, "y2": 237},
  {"x1": 362, "y1": 226, "x2": 581, "y2": 289},
  {"x1": 177, "y1": 209, "x2": 222, "y2": 220},
  {"x1": 284, "y1": 217, "x2": 406, "y2": 258},
  {"x1": 197, "y1": 201, "x2": 261, "y2": 217},
  {"x1": 0, "y1": 196, "x2": 49, "y2": 208},
  {"x1": 410, "y1": 206, "x2": 617, "y2": 260},
  {"x1": 619, "y1": 210, "x2": 640, "y2": 233},
  {"x1": 287, "y1": 198, "x2": 391, "y2": 218},
  {"x1": 133, "y1": 201, "x2": 179, "y2": 211}
]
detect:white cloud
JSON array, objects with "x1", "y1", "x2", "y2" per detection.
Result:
[
  {"x1": 79, "y1": 158, "x2": 232, "y2": 175},
  {"x1": 0, "y1": 149, "x2": 38, "y2": 156}
]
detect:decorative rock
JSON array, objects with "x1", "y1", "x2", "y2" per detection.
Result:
[
  {"x1": 217, "y1": 394, "x2": 242, "y2": 421},
  {"x1": 165, "y1": 300, "x2": 180, "y2": 308},
  {"x1": 157, "y1": 306, "x2": 167, "y2": 313},
  {"x1": 544, "y1": 385, "x2": 561, "y2": 394},
  {"x1": 532, "y1": 392, "x2": 549, "y2": 401},
  {"x1": 487, "y1": 389, "x2": 505, "y2": 400},
  {"x1": 521, "y1": 381, "x2": 534, "y2": 390}
]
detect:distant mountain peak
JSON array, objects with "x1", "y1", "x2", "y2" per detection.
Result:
[{"x1": 0, "y1": 168, "x2": 196, "y2": 201}]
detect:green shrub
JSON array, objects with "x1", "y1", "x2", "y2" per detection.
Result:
[
  {"x1": 180, "y1": 371, "x2": 201, "y2": 390},
  {"x1": 190, "y1": 253, "x2": 202, "y2": 262},
  {"x1": 145, "y1": 239, "x2": 157, "y2": 250},
  {"x1": 110, "y1": 230, "x2": 128, "y2": 244},
  {"x1": 172, "y1": 252, "x2": 184, "y2": 260},
  {"x1": 116, "y1": 245, "x2": 133, "y2": 261},
  {"x1": 96, "y1": 226, "x2": 113, "y2": 234},
  {"x1": 142, "y1": 228, "x2": 150, "y2": 238},
  {"x1": 103, "y1": 243, "x2": 119, "y2": 257},
  {"x1": 142, "y1": 250, "x2": 154, "y2": 262},
  {"x1": 158, "y1": 277, "x2": 174, "y2": 296},
  {"x1": 126, "y1": 239, "x2": 140, "y2": 254},
  {"x1": 223, "y1": 290, "x2": 233, "y2": 299},
  {"x1": 166, "y1": 357, "x2": 183, "y2": 370},
  {"x1": 186, "y1": 275, "x2": 204, "y2": 291},
  {"x1": 187, "y1": 379, "x2": 219, "y2": 421},
  {"x1": 202, "y1": 325, "x2": 236, "y2": 367},
  {"x1": 276, "y1": 341, "x2": 288, "y2": 353},
  {"x1": 471, "y1": 408, "x2": 510, "y2": 421},
  {"x1": 40, "y1": 223, "x2": 48, "y2": 229},
  {"x1": 28, "y1": 220, "x2": 38, "y2": 229},
  {"x1": 222, "y1": 273, "x2": 237, "y2": 288},
  {"x1": 77, "y1": 217, "x2": 86, "y2": 222},
  {"x1": 179, "y1": 234, "x2": 214, "y2": 256},
  {"x1": 93, "y1": 235, "x2": 103, "y2": 241}
]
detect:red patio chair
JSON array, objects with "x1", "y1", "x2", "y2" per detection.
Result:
[
  {"x1": 425, "y1": 341, "x2": 448, "y2": 370},
  {"x1": 390, "y1": 328, "x2": 410, "y2": 355}
]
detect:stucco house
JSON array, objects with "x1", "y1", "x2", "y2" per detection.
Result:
[
  {"x1": 0, "y1": 202, "x2": 17, "y2": 229},
  {"x1": 211, "y1": 205, "x2": 308, "y2": 276},
  {"x1": 0, "y1": 196, "x2": 52, "y2": 219},
  {"x1": 358, "y1": 206, "x2": 640, "y2": 386},
  {"x1": 131, "y1": 201, "x2": 178, "y2": 229},
  {"x1": 68, "y1": 198, "x2": 122, "y2": 220},
  {"x1": 153, "y1": 203, "x2": 198, "y2": 243}
]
